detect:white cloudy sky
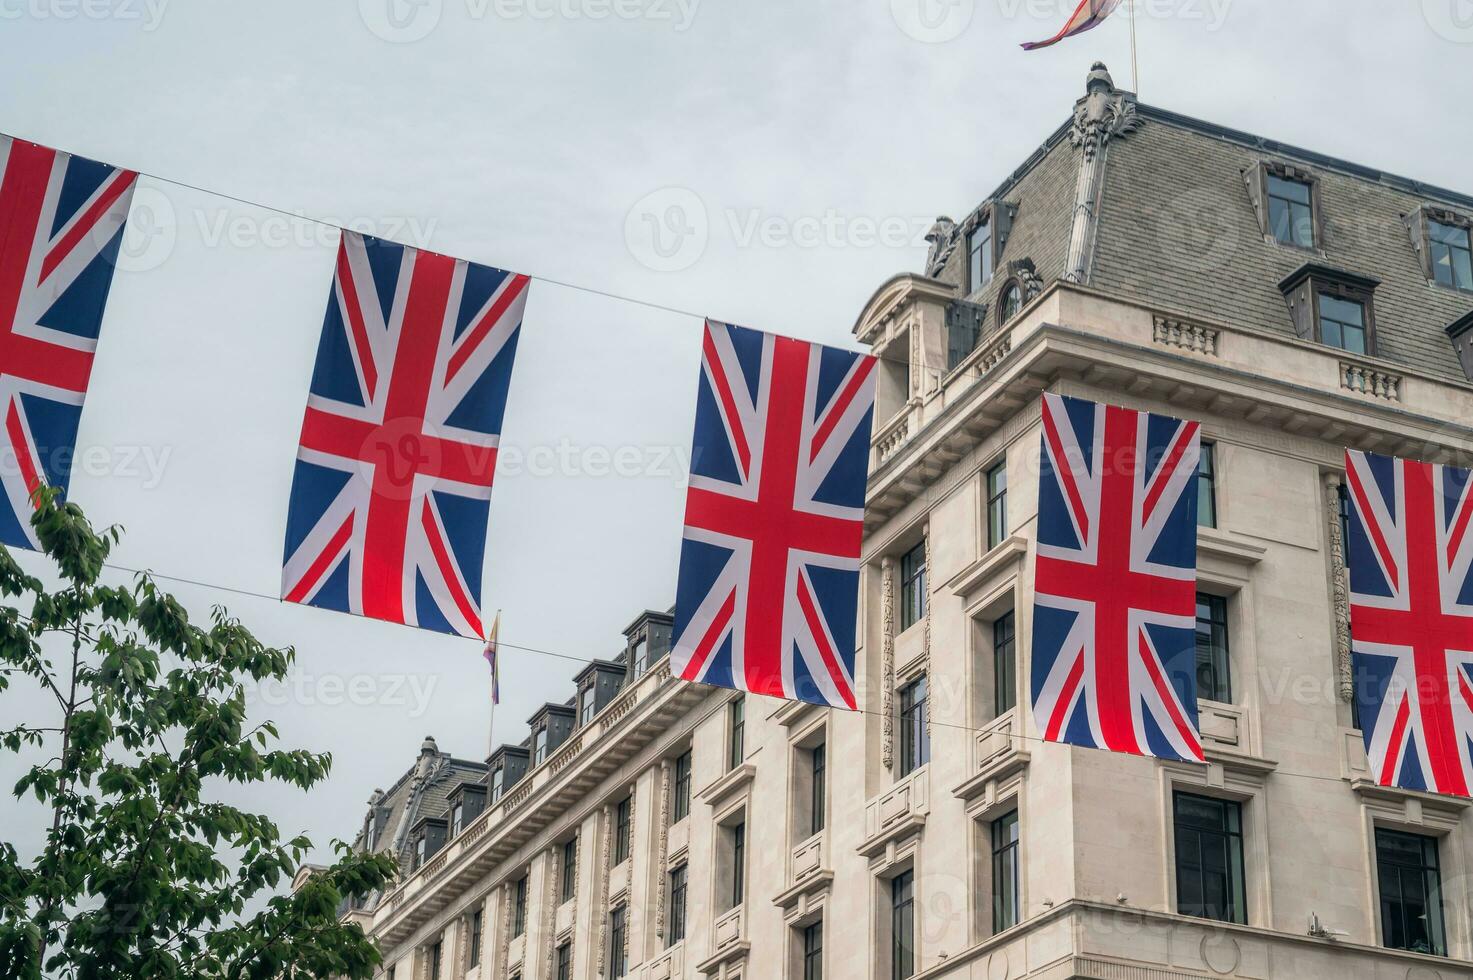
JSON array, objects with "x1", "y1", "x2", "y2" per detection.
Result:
[{"x1": 2, "y1": 0, "x2": 1470, "y2": 870}]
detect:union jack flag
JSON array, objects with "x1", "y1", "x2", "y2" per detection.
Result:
[
  {"x1": 1021, "y1": 0, "x2": 1122, "y2": 49},
  {"x1": 1346, "y1": 450, "x2": 1473, "y2": 798},
  {"x1": 0, "y1": 135, "x2": 136, "y2": 549},
  {"x1": 1031, "y1": 393, "x2": 1204, "y2": 762},
  {"x1": 281, "y1": 231, "x2": 530, "y2": 638},
  {"x1": 670, "y1": 320, "x2": 876, "y2": 709}
]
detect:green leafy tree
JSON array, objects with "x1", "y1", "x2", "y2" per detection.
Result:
[{"x1": 0, "y1": 490, "x2": 396, "y2": 979}]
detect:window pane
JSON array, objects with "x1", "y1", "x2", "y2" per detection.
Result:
[
  {"x1": 1195, "y1": 593, "x2": 1231, "y2": 703},
  {"x1": 993, "y1": 612, "x2": 1016, "y2": 715},
  {"x1": 1174, "y1": 793, "x2": 1246, "y2": 925},
  {"x1": 1197, "y1": 443, "x2": 1217, "y2": 528},
  {"x1": 899, "y1": 677, "x2": 930, "y2": 776},
  {"x1": 891, "y1": 871, "x2": 915, "y2": 980},
  {"x1": 969, "y1": 219, "x2": 993, "y2": 292},
  {"x1": 1376, "y1": 828, "x2": 1447, "y2": 956},
  {"x1": 1318, "y1": 294, "x2": 1367, "y2": 354},
  {"x1": 900, "y1": 542, "x2": 927, "y2": 630},
  {"x1": 987, "y1": 462, "x2": 1008, "y2": 549},
  {"x1": 811, "y1": 743, "x2": 826, "y2": 835}
]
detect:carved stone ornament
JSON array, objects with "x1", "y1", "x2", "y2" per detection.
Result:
[
  {"x1": 496, "y1": 880, "x2": 512, "y2": 980},
  {"x1": 922, "y1": 525, "x2": 934, "y2": 736},
  {"x1": 1069, "y1": 62, "x2": 1139, "y2": 163},
  {"x1": 1005, "y1": 257, "x2": 1044, "y2": 300},
  {"x1": 925, "y1": 215, "x2": 960, "y2": 277},
  {"x1": 542, "y1": 847, "x2": 559, "y2": 977},
  {"x1": 654, "y1": 761, "x2": 671, "y2": 937},
  {"x1": 595, "y1": 805, "x2": 612, "y2": 974},
  {"x1": 881, "y1": 557, "x2": 896, "y2": 771}
]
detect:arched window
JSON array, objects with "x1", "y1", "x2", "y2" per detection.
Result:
[{"x1": 999, "y1": 282, "x2": 1023, "y2": 325}]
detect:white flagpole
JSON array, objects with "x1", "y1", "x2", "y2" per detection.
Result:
[{"x1": 1128, "y1": 0, "x2": 1140, "y2": 93}]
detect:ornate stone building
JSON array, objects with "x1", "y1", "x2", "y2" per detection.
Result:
[{"x1": 322, "y1": 64, "x2": 1473, "y2": 979}]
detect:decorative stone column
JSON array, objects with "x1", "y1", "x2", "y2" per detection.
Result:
[
  {"x1": 881, "y1": 556, "x2": 896, "y2": 771},
  {"x1": 1325, "y1": 472, "x2": 1354, "y2": 702},
  {"x1": 922, "y1": 524, "x2": 934, "y2": 736},
  {"x1": 594, "y1": 805, "x2": 613, "y2": 977},
  {"x1": 654, "y1": 761, "x2": 671, "y2": 941},
  {"x1": 542, "y1": 847, "x2": 559, "y2": 978},
  {"x1": 496, "y1": 882, "x2": 511, "y2": 980},
  {"x1": 1064, "y1": 62, "x2": 1140, "y2": 285}
]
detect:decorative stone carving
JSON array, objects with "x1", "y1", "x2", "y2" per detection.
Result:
[
  {"x1": 1325, "y1": 473, "x2": 1353, "y2": 703},
  {"x1": 1069, "y1": 62, "x2": 1140, "y2": 162},
  {"x1": 922, "y1": 524, "x2": 934, "y2": 736},
  {"x1": 924, "y1": 215, "x2": 960, "y2": 277},
  {"x1": 654, "y1": 761, "x2": 672, "y2": 939},
  {"x1": 496, "y1": 880, "x2": 512, "y2": 980},
  {"x1": 1340, "y1": 362, "x2": 1402, "y2": 401},
  {"x1": 542, "y1": 847, "x2": 559, "y2": 977},
  {"x1": 881, "y1": 557, "x2": 896, "y2": 771},
  {"x1": 595, "y1": 805, "x2": 612, "y2": 975},
  {"x1": 1153, "y1": 315, "x2": 1220, "y2": 356},
  {"x1": 1005, "y1": 257, "x2": 1044, "y2": 300}
]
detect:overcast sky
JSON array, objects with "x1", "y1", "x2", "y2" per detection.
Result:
[{"x1": 2, "y1": 0, "x2": 1471, "y2": 870}]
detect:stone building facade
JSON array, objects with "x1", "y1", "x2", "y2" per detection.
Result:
[{"x1": 322, "y1": 64, "x2": 1473, "y2": 980}]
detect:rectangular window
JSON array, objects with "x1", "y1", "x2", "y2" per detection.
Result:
[
  {"x1": 555, "y1": 942, "x2": 572, "y2": 980},
  {"x1": 986, "y1": 460, "x2": 1008, "y2": 549},
  {"x1": 731, "y1": 820, "x2": 746, "y2": 908},
  {"x1": 1198, "y1": 442, "x2": 1217, "y2": 529},
  {"x1": 614, "y1": 796, "x2": 632, "y2": 864},
  {"x1": 728, "y1": 698, "x2": 745, "y2": 771},
  {"x1": 673, "y1": 750, "x2": 692, "y2": 822},
  {"x1": 451, "y1": 802, "x2": 465, "y2": 837},
  {"x1": 969, "y1": 217, "x2": 993, "y2": 292},
  {"x1": 1430, "y1": 219, "x2": 1473, "y2": 291},
  {"x1": 1318, "y1": 293, "x2": 1367, "y2": 355},
  {"x1": 469, "y1": 909, "x2": 482, "y2": 967},
  {"x1": 561, "y1": 837, "x2": 578, "y2": 903},
  {"x1": 1195, "y1": 594, "x2": 1232, "y2": 703},
  {"x1": 991, "y1": 810, "x2": 1020, "y2": 934},
  {"x1": 899, "y1": 676, "x2": 930, "y2": 777},
  {"x1": 1377, "y1": 828, "x2": 1447, "y2": 956},
  {"x1": 891, "y1": 870, "x2": 915, "y2": 980},
  {"x1": 579, "y1": 686, "x2": 596, "y2": 726},
  {"x1": 810, "y1": 742, "x2": 827, "y2": 836},
  {"x1": 534, "y1": 727, "x2": 549, "y2": 765},
  {"x1": 512, "y1": 875, "x2": 527, "y2": 937},
  {"x1": 993, "y1": 612, "x2": 1017, "y2": 716},
  {"x1": 668, "y1": 864, "x2": 688, "y2": 946},
  {"x1": 632, "y1": 637, "x2": 650, "y2": 676},
  {"x1": 608, "y1": 906, "x2": 627, "y2": 978},
  {"x1": 489, "y1": 767, "x2": 504, "y2": 802},
  {"x1": 414, "y1": 835, "x2": 427, "y2": 870},
  {"x1": 1174, "y1": 792, "x2": 1247, "y2": 925},
  {"x1": 1267, "y1": 173, "x2": 1314, "y2": 247},
  {"x1": 803, "y1": 920, "x2": 824, "y2": 980},
  {"x1": 428, "y1": 939, "x2": 442, "y2": 980},
  {"x1": 900, "y1": 541, "x2": 927, "y2": 630}
]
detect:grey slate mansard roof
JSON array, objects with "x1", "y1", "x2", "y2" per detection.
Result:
[
  {"x1": 353, "y1": 735, "x2": 487, "y2": 873},
  {"x1": 926, "y1": 66, "x2": 1473, "y2": 384}
]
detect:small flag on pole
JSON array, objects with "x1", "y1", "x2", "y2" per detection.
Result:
[
  {"x1": 483, "y1": 611, "x2": 501, "y2": 705},
  {"x1": 1022, "y1": 0, "x2": 1123, "y2": 50}
]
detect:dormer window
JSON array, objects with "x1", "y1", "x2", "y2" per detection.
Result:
[
  {"x1": 1429, "y1": 218, "x2": 1473, "y2": 291},
  {"x1": 414, "y1": 835, "x2": 427, "y2": 869},
  {"x1": 631, "y1": 637, "x2": 649, "y2": 677},
  {"x1": 968, "y1": 216, "x2": 993, "y2": 293},
  {"x1": 1279, "y1": 264, "x2": 1379, "y2": 357},
  {"x1": 489, "y1": 767, "x2": 504, "y2": 802},
  {"x1": 578, "y1": 685, "x2": 596, "y2": 726},
  {"x1": 450, "y1": 801, "x2": 465, "y2": 836},
  {"x1": 533, "y1": 727, "x2": 549, "y2": 765},
  {"x1": 1267, "y1": 173, "x2": 1314, "y2": 248},
  {"x1": 999, "y1": 282, "x2": 1022, "y2": 325}
]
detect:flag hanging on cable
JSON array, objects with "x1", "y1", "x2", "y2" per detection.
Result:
[
  {"x1": 0, "y1": 135, "x2": 137, "y2": 550},
  {"x1": 484, "y1": 610, "x2": 501, "y2": 705},
  {"x1": 669, "y1": 319, "x2": 876, "y2": 709},
  {"x1": 281, "y1": 230, "x2": 530, "y2": 637},
  {"x1": 1030, "y1": 393, "x2": 1204, "y2": 762},
  {"x1": 1022, "y1": 0, "x2": 1123, "y2": 49},
  {"x1": 1344, "y1": 450, "x2": 1473, "y2": 799}
]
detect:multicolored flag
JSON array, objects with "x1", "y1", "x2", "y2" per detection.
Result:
[
  {"x1": 1345, "y1": 450, "x2": 1473, "y2": 798},
  {"x1": 1022, "y1": 0, "x2": 1123, "y2": 50},
  {"x1": 669, "y1": 320, "x2": 876, "y2": 709},
  {"x1": 484, "y1": 610, "x2": 501, "y2": 705},
  {"x1": 281, "y1": 230, "x2": 530, "y2": 637},
  {"x1": 0, "y1": 135, "x2": 137, "y2": 549},
  {"x1": 1031, "y1": 393, "x2": 1204, "y2": 762}
]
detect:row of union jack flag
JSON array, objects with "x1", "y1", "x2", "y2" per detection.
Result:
[{"x1": 6, "y1": 135, "x2": 1473, "y2": 800}]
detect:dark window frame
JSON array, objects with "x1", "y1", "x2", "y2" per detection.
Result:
[
  {"x1": 1198, "y1": 441, "x2": 1218, "y2": 529},
  {"x1": 614, "y1": 796, "x2": 632, "y2": 865},
  {"x1": 991, "y1": 809, "x2": 1021, "y2": 934},
  {"x1": 998, "y1": 280, "x2": 1023, "y2": 326},
  {"x1": 891, "y1": 869, "x2": 916, "y2": 980},
  {"x1": 512, "y1": 874, "x2": 528, "y2": 937},
  {"x1": 899, "y1": 541, "x2": 927, "y2": 631},
  {"x1": 1195, "y1": 593, "x2": 1232, "y2": 704},
  {"x1": 561, "y1": 837, "x2": 578, "y2": 903},
  {"x1": 578, "y1": 684, "x2": 596, "y2": 727},
  {"x1": 1429, "y1": 217, "x2": 1473, "y2": 292},
  {"x1": 469, "y1": 909, "x2": 483, "y2": 966},
  {"x1": 803, "y1": 920, "x2": 824, "y2": 980},
  {"x1": 608, "y1": 905, "x2": 628, "y2": 978},
  {"x1": 1278, "y1": 264, "x2": 1380, "y2": 358},
  {"x1": 555, "y1": 941, "x2": 572, "y2": 980},
  {"x1": 730, "y1": 820, "x2": 746, "y2": 908},
  {"x1": 428, "y1": 938, "x2": 443, "y2": 979},
  {"x1": 993, "y1": 611, "x2": 1017, "y2": 717},
  {"x1": 533, "y1": 726, "x2": 549, "y2": 766},
  {"x1": 898, "y1": 675, "x2": 930, "y2": 777},
  {"x1": 968, "y1": 215, "x2": 994, "y2": 294},
  {"x1": 673, "y1": 750, "x2": 692, "y2": 822},
  {"x1": 986, "y1": 460, "x2": 1008, "y2": 549},
  {"x1": 668, "y1": 864, "x2": 688, "y2": 946},
  {"x1": 728, "y1": 698, "x2": 745, "y2": 771},
  {"x1": 1173, "y1": 791, "x2": 1247, "y2": 925},
  {"x1": 1376, "y1": 827, "x2": 1447, "y2": 957},
  {"x1": 1266, "y1": 171, "x2": 1317, "y2": 249},
  {"x1": 810, "y1": 741, "x2": 827, "y2": 836}
]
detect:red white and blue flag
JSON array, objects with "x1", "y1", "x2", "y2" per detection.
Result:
[
  {"x1": 1022, "y1": 0, "x2": 1123, "y2": 50},
  {"x1": 1031, "y1": 393, "x2": 1204, "y2": 762},
  {"x1": 0, "y1": 135, "x2": 136, "y2": 549},
  {"x1": 670, "y1": 320, "x2": 875, "y2": 709},
  {"x1": 1346, "y1": 450, "x2": 1473, "y2": 798},
  {"x1": 281, "y1": 231, "x2": 529, "y2": 638}
]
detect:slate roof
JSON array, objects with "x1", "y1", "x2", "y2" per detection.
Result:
[
  {"x1": 927, "y1": 75, "x2": 1473, "y2": 384},
  {"x1": 353, "y1": 737, "x2": 487, "y2": 874}
]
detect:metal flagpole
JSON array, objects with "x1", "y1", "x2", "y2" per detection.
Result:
[
  {"x1": 485, "y1": 610, "x2": 502, "y2": 759},
  {"x1": 1128, "y1": 0, "x2": 1139, "y2": 93}
]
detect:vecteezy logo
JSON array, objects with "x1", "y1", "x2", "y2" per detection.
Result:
[
  {"x1": 890, "y1": 0, "x2": 973, "y2": 43},
  {"x1": 1423, "y1": 0, "x2": 1473, "y2": 42},
  {"x1": 624, "y1": 188, "x2": 709, "y2": 273},
  {"x1": 108, "y1": 183, "x2": 177, "y2": 274},
  {"x1": 358, "y1": 0, "x2": 443, "y2": 42}
]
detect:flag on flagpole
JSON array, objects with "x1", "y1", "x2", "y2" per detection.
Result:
[
  {"x1": 1022, "y1": 0, "x2": 1123, "y2": 50},
  {"x1": 483, "y1": 610, "x2": 501, "y2": 705}
]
